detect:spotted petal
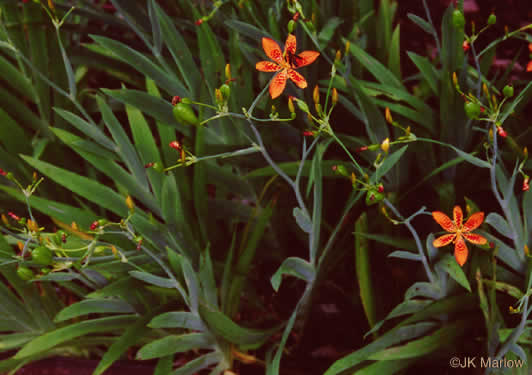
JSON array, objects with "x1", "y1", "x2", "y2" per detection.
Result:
[
  {"x1": 433, "y1": 233, "x2": 456, "y2": 248},
  {"x1": 262, "y1": 38, "x2": 283, "y2": 64},
  {"x1": 295, "y1": 51, "x2": 320, "y2": 68},
  {"x1": 432, "y1": 211, "x2": 457, "y2": 233},
  {"x1": 256, "y1": 61, "x2": 282, "y2": 72},
  {"x1": 453, "y1": 206, "x2": 463, "y2": 228},
  {"x1": 284, "y1": 34, "x2": 297, "y2": 56},
  {"x1": 269, "y1": 69, "x2": 288, "y2": 99},
  {"x1": 287, "y1": 69, "x2": 307, "y2": 88},
  {"x1": 454, "y1": 235, "x2": 469, "y2": 267},
  {"x1": 463, "y1": 233, "x2": 487, "y2": 245},
  {"x1": 462, "y1": 212, "x2": 484, "y2": 232}
]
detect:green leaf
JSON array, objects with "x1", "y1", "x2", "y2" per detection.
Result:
[
  {"x1": 293, "y1": 207, "x2": 312, "y2": 233},
  {"x1": 93, "y1": 305, "x2": 165, "y2": 375},
  {"x1": 129, "y1": 271, "x2": 177, "y2": 289},
  {"x1": 90, "y1": 35, "x2": 188, "y2": 97},
  {"x1": 137, "y1": 333, "x2": 213, "y2": 360},
  {"x1": 102, "y1": 88, "x2": 189, "y2": 135},
  {"x1": 199, "y1": 304, "x2": 277, "y2": 346},
  {"x1": 318, "y1": 17, "x2": 343, "y2": 46},
  {"x1": 15, "y1": 316, "x2": 137, "y2": 358},
  {"x1": 54, "y1": 299, "x2": 136, "y2": 322},
  {"x1": 97, "y1": 95, "x2": 149, "y2": 190},
  {"x1": 388, "y1": 251, "x2": 423, "y2": 262},
  {"x1": 155, "y1": 3, "x2": 200, "y2": 96},
  {"x1": 225, "y1": 19, "x2": 271, "y2": 43},
  {"x1": 20, "y1": 156, "x2": 127, "y2": 217},
  {"x1": 347, "y1": 41, "x2": 403, "y2": 89},
  {"x1": 147, "y1": 0, "x2": 162, "y2": 55},
  {"x1": 54, "y1": 108, "x2": 117, "y2": 151},
  {"x1": 407, "y1": 13, "x2": 435, "y2": 36},
  {"x1": 435, "y1": 254, "x2": 472, "y2": 292},
  {"x1": 405, "y1": 282, "x2": 442, "y2": 300},
  {"x1": 270, "y1": 257, "x2": 315, "y2": 292},
  {"x1": 387, "y1": 25, "x2": 401, "y2": 79},
  {"x1": 407, "y1": 52, "x2": 438, "y2": 94},
  {"x1": 171, "y1": 352, "x2": 222, "y2": 375},
  {"x1": 368, "y1": 320, "x2": 469, "y2": 360},
  {"x1": 355, "y1": 213, "x2": 377, "y2": 332},
  {"x1": 148, "y1": 312, "x2": 204, "y2": 330},
  {"x1": 452, "y1": 147, "x2": 490, "y2": 168},
  {"x1": 485, "y1": 212, "x2": 513, "y2": 239}
]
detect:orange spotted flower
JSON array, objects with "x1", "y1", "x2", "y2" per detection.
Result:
[
  {"x1": 256, "y1": 34, "x2": 319, "y2": 99},
  {"x1": 432, "y1": 205, "x2": 487, "y2": 266}
]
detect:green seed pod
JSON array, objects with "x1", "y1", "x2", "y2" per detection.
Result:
[
  {"x1": 173, "y1": 102, "x2": 199, "y2": 126},
  {"x1": 287, "y1": 20, "x2": 296, "y2": 33},
  {"x1": 31, "y1": 246, "x2": 53, "y2": 266},
  {"x1": 464, "y1": 101, "x2": 481, "y2": 119},
  {"x1": 220, "y1": 84, "x2": 231, "y2": 101},
  {"x1": 17, "y1": 266, "x2": 34, "y2": 281},
  {"x1": 365, "y1": 190, "x2": 384, "y2": 206},
  {"x1": 452, "y1": 9, "x2": 465, "y2": 29},
  {"x1": 333, "y1": 165, "x2": 348, "y2": 177},
  {"x1": 152, "y1": 162, "x2": 164, "y2": 173},
  {"x1": 487, "y1": 13, "x2": 496, "y2": 25},
  {"x1": 503, "y1": 85, "x2": 514, "y2": 98}
]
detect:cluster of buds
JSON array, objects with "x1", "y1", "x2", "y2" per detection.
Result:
[
  {"x1": 523, "y1": 175, "x2": 530, "y2": 192},
  {"x1": 332, "y1": 165, "x2": 385, "y2": 206}
]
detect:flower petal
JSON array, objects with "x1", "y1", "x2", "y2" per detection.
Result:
[
  {"x1": 262, "y1": 38, "x2": 283, "y2": 64},
  {"x1": 432, "y1": 211, "x2": 457, "y2": 232},
  {"x1": 463, "y1": 232, "x2": 487, "y2": 245},
  {"x1": 453, "y1": 206, "x2": 463, "y2": 228},
  {"x1": 256, "y1": 61, "x2": 282, "y2": 72},
  {"x1": 269, "y1": 69, "x2": 288, "y2": 99},
  {"x1": 287, "y1": 69, "x2": 307, "y2": 88},
  {"x1": 284, "y1": 34, "x2": 297, "y2": 56},
  {"x1": 295, "y1": 51, "x2": 320, "y2": 68},
  {"x1": 463, "y1": 212, "x2": 484, "y2": 232},
  {"x1": 433, "y1": 233, "x2": 456, "y2": 248},
  {"x1": 454, "y1": 235, "x2": 469, "y2": 267},
  {"x1": 527, "y1": 60, "x2": 532, "y2": 73}
]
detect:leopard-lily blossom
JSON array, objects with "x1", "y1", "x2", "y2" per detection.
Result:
[
  {"x1": 256, "y1": 34, "x2": 319, "y2": 99},
  {"x1": 432, "y1": 205, "x2": 487, "y2": 266}
]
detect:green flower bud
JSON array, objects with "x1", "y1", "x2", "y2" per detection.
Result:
[
  {"x1": 31, "y1": 246, "x2": 53, "y2": 266},
  {"x1": 464, "y1": 101, "x2": 481, "y2": 119},
  {"x1": 288, "y1": 20, "x2": 296, "y2": 34},
  {"x1": 452, "y1": 9, "x2": 465, "y2": 29},
  {"x1": 487, "y1": 13, "x2": 496, "y2": 25},
  {"x1": 333, "y1": 165, "x2": 348, "y2": 177},
  {"x1": 152, "y1": 162, "x2": 164, "y2": 173},
  {"x1": 365, "y1": 190, "x2": 384, "y2": 206},
  {"x1": 220, "y1": 84, "x2": 231, "y2": 101},
  {"x1": 17, "y1": 266, "x2": 34, "y2": 281},
  {"x1": 173, "y1": 102, "x2": 199, "y2": 126},
  {"x1": 503, "y1": 85, "x2": 514, "y2": 98}
]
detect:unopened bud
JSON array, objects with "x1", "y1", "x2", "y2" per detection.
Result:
[
  {"x1": 33, "y1": 171, "x2": 38, "y2": 181},
  {"x1": 71, "y1": 222, "x2": 79, "y2": 231},
  {"x1": 331, "y1": 88, "x2": 338, "y2": 105},
  {"x1": 313, "y1": 85, "x2": 320, "y2": 104},
  {"x1": 8, "y1": 212, "x2": 20, "y2": 221},
  {"x1": 126, "y1": 195, "x2": 135, "y2": 212},
  {"x1": 171, "y1": 96, "x2": 181, "y2": 106},
  {"x1": 350, "y1": 172, "x2": 356, "y2": 186},
  {"x1": 380, "y1": 138, "x2": 390, "y2": 153},
  {"x1": 333, "y1": 165, "x2": 348, "y2": 176},
  {"x1": 215, "y1": 88, "x2": 223, "y2": 105},
  {"x1": 497, "y1": 127, "x2": 507, "y2": 138},
  {"x1": 292, "y1": 12, "x2": 300, "y2": 21},
  {"x1": 17, "y1": 241, "x2": 24, "y2": 252},
  {"x1": 462, "y1": 40, "x2": 470, "y2": 52},
  {"x1": 225, "y1": 63, "x2": 231, "y2": 81},
  {"x1": 288, "y1": 96, "x2": 295, "y2": 114},
  {"x1": 524, "y1": 147, "x2": 528, "y2": 159},
  {"x1": 0, "y1": 168, "x2": 6, "y2": 176},
  {"x1": 523, "y1": 176, "x2": 530, "y2": 192},
  {"x1": 1, "y1": 214, "x2": 8, "y2": 226},
  {"x1": 195, "y1": 18, "x2": 204, "y2": 26},
  {"x1": 525, "y1": 244, "x2": 529, "y2": 256},
  {"x1": 489, "y1": 128, "x2": 494, "y2": 141},
  {"x1": 503, "y1": 84, "x2": 514, "y2": 98},
  {"x1": 335, "y1": 50, "x2": 342, "y2": 63},
  {"x1": 288, "y1": 20, "x2": 296, "y2": 33},
  {"x1": 378, "y1": 184, "x2": 384, "y2": 193},
  {"x1": 452, "y1": 72, "x2": 458, "y2": 88},
  {"x1": 482, "y1": 83, "x2": 489, "y2": 98},
  {"x1": 488, "y1": 13, "x2": 496, "y2": 25},
  {"x1": 344, "y1": 40, "x2": 351, "y2": 54},
  {"x1": 385, "y1": 107, "x2": 392, "y2": 124},
  {"x1": 90, "y1": 221, "x2": 99, "y2": 230},
  {"x1": 303, "y1": 131, "x2": 314, "y2": 137}
]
